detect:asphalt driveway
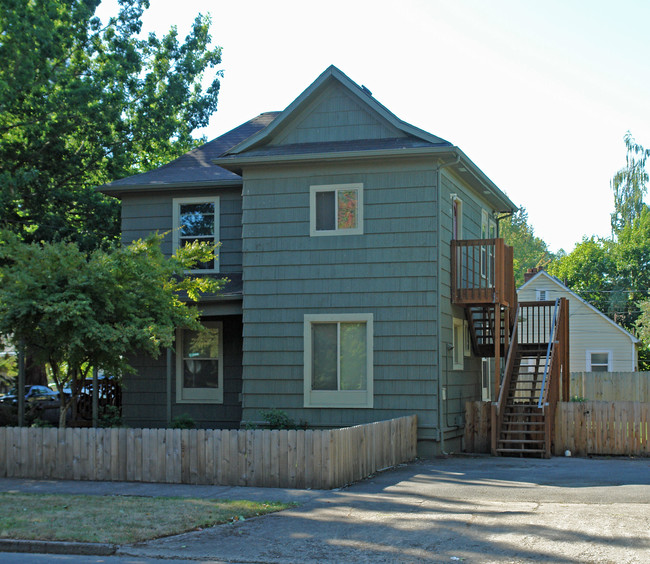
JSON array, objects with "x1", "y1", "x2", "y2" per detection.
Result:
[
  {"x1": 120, "y1": 456, "x2": 650, "y2": 563},
  {"x1": 2, "y1": 455, "x2": 649, "y2": 563}
]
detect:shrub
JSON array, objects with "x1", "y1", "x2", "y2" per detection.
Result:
[
  {"x1": 259, "y1": 409, "x2": 296, "y2": 430},
  {"x1": 171, "y1": 413, "x2": 196, "y2": 429}
]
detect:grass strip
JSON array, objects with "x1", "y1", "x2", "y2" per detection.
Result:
[{"x1": 0, "y1": 493, "x2": 292, "y2": 544}]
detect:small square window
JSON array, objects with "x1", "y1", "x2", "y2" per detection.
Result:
[
  {"x1": 304, "y1": 314, "x2": 373, "y2": 407},
  {"x1": 176, "y1": 322, "x2": 223, "y2": 403},
  {"x1": 310, "y1": 184, "x2": 363, "y2": 236},
  {"x1": 587, "y1": 351, "x2": 610, "y2": 372},
  {"x1": 172, "y1": 197, "x2": 219, "y2": 272}
]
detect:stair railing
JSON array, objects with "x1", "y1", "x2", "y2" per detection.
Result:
[
  {"x1": 491, "y1": 305, "x2": 519, "y2": 454},
  {"x1": 537, "y1": 298, "x2": 561, "y2": 410}
]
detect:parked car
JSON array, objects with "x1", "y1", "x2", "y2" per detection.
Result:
[{"x1": 0, "y1": 385, "x2": 59, "y2": 405}]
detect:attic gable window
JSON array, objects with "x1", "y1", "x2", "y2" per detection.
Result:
[
  {"x1": 310, "y1": 183, "x2": 363, "y2": 236},
  {"x1": 172, "y1": 197, "x2": 219, "y2": 272}
]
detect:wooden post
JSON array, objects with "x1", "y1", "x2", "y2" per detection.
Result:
[
  {"x1": 494, "y1": 305, "x2": 501, "y2": 399},
  {"x1": 166, "y1": 348, "x2": 172, "y2": 426},
  {"x1": 92, "y1": 367, "x2": 99, "y2": 428},
  {"x1": 17, "y1": 342, "x2": 25, "y2": 427}
]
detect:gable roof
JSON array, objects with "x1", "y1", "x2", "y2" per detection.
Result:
[
  {"x1": 519, "y1": 270, "x2": 640, "y2": 344},
  {"x1": 214, "y1": 65, "x2": 516, "y2": 213},
  {"x1": 227, "y1": 65, "x2": 451, "y2": 154},
  {"x1": 99, "y1": 112, "x2": 280, "y2": 196}
]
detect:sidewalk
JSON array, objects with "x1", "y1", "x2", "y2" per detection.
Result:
[{"x1": 2, "y1": 456, "x2": 649, "y2": 563}]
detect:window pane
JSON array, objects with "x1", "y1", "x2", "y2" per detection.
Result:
[
  {"x1": 337, "y1": 190, "x2": 357, "y2": 229},
  {"x1": 312, "y1": 323, "x2": 337, "y2": 390},
  {"x1": 183, "y1": 328, "x2": 220, "y2": 359},
  {"x1": 591, "y1": 353, "x2": 608, "y2": 365},
  {"x1": 183, "y1": 359, "x2": 219, "y2": 388},
  {"x1": 180, "y1": 203, "x2": 214, "y2": 236},
  {"x1": 315, "y1": 191, "x2": 335, "y2": 231},
  {"x1": 180, "y1": 237, "x2": 215, "y2": 270},
  {"x1": 591, "y1": 364, "x2": 608, "y2": 372},
  {"x1": 340, "y1": 322, "x2": 366, "y2": 390}
]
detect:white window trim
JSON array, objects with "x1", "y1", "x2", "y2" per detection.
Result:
[
  {"x1": 309, "y1": 183, "x2": 363, "y2": 237},
  {"x1": 176, "y1": 321, "x2": 224, "y2": 404},
  {"x1": 452, "y1": 317, "x2": 464, "y2": 370},
  {"x1": 172, "y1": 196, "x2": 220, "y2": 273},
  {"x1": 586, "y1": 349, "x2": 612, "y2": 372},
  {"x1": 304, "y1": 313, "x2": 373, "y2": 408},
  {"x1": 536, "y1": 289, "x2": 548, "y2": 301}
]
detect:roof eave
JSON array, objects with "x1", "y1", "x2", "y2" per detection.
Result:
[
  {"x1": 98, "y1": 178, "x2": 243, "y2": 197},
  {"x1": 213, "y1": 145, "x2": 458, "y2": 171}
]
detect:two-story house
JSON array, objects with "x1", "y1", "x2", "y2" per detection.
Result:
[{"x1": 102, "y1": 65, "x2": 525, "y2": 456}]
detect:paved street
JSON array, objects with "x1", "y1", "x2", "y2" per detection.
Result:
[{"x1": 2, "y1": 456, "x2": 649, "y2": 563}]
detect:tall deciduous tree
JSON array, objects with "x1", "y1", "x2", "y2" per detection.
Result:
[
  {"x1": 500, "y1": 208, "x2": 553, "y2": 287},
  {"x1": 0, "y1": 0, "x2": 222, "y2": 250},
  {"x1": 611, "y1": 132, "x2": 650, "y2": 235},
  {"x1": 0, "y1": 232, "x2": 223, "y2": 427}
]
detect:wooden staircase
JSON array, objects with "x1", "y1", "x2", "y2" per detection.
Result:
[
  {"x1": 495, "y1": 347, "x2": 549, "y2": 456},
  {"x1": 451, "y1": 238, "x2": 569, "y2": 458}
]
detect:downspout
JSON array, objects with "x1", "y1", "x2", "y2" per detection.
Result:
[{"x1": 435, "y1": 151, "x2": 460, "y2": 455}]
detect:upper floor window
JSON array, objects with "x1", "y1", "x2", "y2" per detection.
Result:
[
  {"x1": 172, "y1": 197, "x2": 219, "y2": 272},
  {"x1": 310, "y1": 183, "x2": 363, "y2": 236},
  {"x1": 536, "y1": 289, "x2": 548, "y2": 301}
]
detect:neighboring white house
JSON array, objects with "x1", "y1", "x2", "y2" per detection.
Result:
[{"x1": 518, "y1": 269, "x2": 639, "y2": 372}]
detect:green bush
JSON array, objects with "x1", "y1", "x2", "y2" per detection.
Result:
[
  {"x1": 171, "y1": 413, "x2": 196, "y2": 429},
  {"x1": 259, "y1": 409, "x2": 297, "y2": 430},
  {"x1": 98, "y1": 405, "x2": 123, "y2": 428},
  {"x1": 570, "y1": 395, "x2": 588, "y2": 402}
]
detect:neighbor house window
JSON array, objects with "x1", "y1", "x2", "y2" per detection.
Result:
[
  {"x1": 176, "y1": 322, "x2": 223, "y2": 403},
  {"x1": 172, "y1": 197, "x2": 219, "y2": 272},
  {"x1": 536, "y1": 289, "x2": 548, "y2": 301},
  {"x1": 304, "y1": 314, "x2": 373, "y2": 407},
  {"x1": 587, "y1": 350, "x2": 611, "y2": 372},
  {"x1": 452, "y1": 317, "x2": 464, "y2": 370},
  {"x1": 310, "y1": 183, "x2": 363, "y2": 236}
]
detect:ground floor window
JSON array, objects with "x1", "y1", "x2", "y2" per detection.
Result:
[
  {"x1": 587, "y1": 350, "x2": 611, "y2": 372},
  {"x1": 176, "y1": 321, "x2": 223, "y2": 403},
  {"x1": 304, "y1": 313, "x2": 373, "y2": 408}
]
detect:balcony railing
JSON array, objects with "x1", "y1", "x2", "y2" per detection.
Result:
[{"x1": 451, "y1": 238, "x2": 515, "y2": 308}]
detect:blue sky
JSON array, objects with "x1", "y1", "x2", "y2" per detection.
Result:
[{"x1": 97, "y1": 0, "x2": 650, "y2": 253}]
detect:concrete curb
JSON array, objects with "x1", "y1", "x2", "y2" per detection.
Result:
[{"x1": 0, "y1": 538, "x2": 117, "y2": 556}]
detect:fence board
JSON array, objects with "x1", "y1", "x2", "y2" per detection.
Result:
[
  {"x1": 571, "y1": 372, "x2": 650, "y2": 402},
  {"x1": 0, "y1": 416, "x2": 417, "y2": 489}
]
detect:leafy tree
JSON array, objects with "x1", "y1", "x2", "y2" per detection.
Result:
[
  {"x1": 0, "y1": 0, "x2": 222, "y2": 250},
  {"x1": 611, "y1": 132, "x2": 650, "y2": 235},
  {"x1": 0, "y1": 232, "x2": 223, "y2": 427},
  {"x1": 547, "y1": 237, "x2": 615, "y2": 317},
  {"x1": 500, "y1": 208, "x2": 553, "y2": 287},
  {"x1": 549, "y1": 133, "x2": 650, "y2": 336}
]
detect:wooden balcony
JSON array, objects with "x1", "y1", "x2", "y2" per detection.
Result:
[{"x1": 451, "y1": 238, "x2": 515, "y2": 308}]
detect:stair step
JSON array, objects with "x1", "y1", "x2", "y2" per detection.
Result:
[
  {"x1": 498, "y1": 438, "x2": 546, "y2": 444},
  {"x1": 496, "y1": 448, "x2": 546, "y2": 454}
]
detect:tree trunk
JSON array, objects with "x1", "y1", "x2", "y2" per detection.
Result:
[{"x1": 25, "y1": 351, "x2": 48, "y2": 386}]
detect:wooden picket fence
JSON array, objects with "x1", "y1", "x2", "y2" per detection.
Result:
[
  {"x1": 464, "y1": 401, "x2": 649, "y2": 457},
  {"x1": 570, "y1": 372, "x2": 650, "y2": 402},
  {"x1": 0, "y1": 415, "x2": 417, "y2": 489},
  {"x1": 554, "y1": 402, "x2": 649, "y2": 456}
]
